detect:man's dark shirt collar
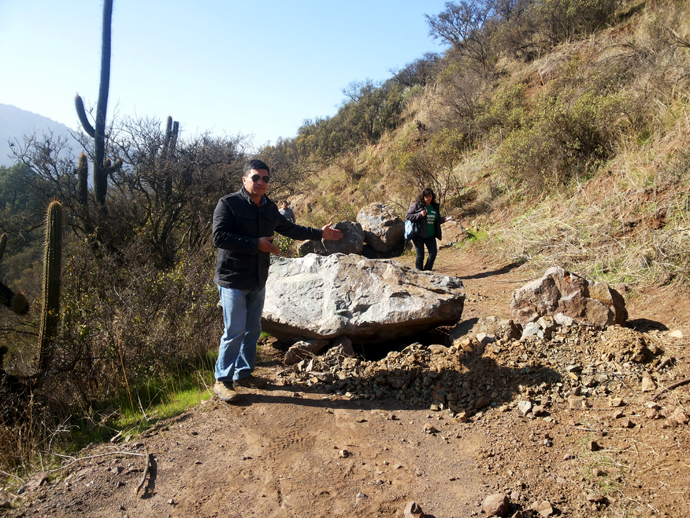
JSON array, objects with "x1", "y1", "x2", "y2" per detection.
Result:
[{"x1": 240, "y1": 186, "x2": 268, "y2": 207}]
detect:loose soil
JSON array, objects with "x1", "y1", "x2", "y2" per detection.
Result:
[{"x1": 3, "y1": 247, "x2": 689, "y2": 518}]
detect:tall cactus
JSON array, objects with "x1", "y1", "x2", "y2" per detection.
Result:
[
  {"x1": 75, "y1": 0, "x2": 118, "y2": 207},
  {"x1": 0, "y1": 233, "x2": 29, "y2": 315},
  {"x1": 36, "y1": 201, "x2": 63, "y2": 383}
]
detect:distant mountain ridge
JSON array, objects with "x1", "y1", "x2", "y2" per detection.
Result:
[{"x1": 0, "y1": 104, "x2": 81, "y2": 168}]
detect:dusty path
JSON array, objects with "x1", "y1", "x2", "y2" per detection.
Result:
[{"x1": 4, "y1": 247, "x2": 689, "y2": 518}]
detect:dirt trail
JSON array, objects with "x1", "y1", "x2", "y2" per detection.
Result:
[{"x1": 4, "y1": 247, "x2": 689, "y2": 518}]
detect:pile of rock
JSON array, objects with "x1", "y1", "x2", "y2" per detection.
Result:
[
  {"x1": 277, "y1": 315, "x2": 687, "y2": 430},
  {"x1": 511, "y1": 266, "x2": 627, "y2": 328}
]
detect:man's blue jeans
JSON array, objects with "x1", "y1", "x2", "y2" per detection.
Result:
[{"x1": 215, "y1": 285, "x2": 266, "y2": 384}]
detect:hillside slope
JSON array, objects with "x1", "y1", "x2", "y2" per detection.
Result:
[
  {"x1": 0, "y1": 104, "x2": 80, "y2": 167},
  {"x1": 274, "y1": 0, "x2": 690, "y2": 290}
]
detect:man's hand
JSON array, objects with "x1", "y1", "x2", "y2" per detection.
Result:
[
  {"x1": 322, "y1": 223, "x2": 343, "y2": 241},
  {"x1": 258, "y1": 236, "x2": 280, "y2": 254},
  {"x1": 421, "y1": 209, "x2": 427, "y2": 216}
]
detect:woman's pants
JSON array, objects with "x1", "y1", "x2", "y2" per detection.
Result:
[{"x1": 412, "y1": 235, "x2": 437, "y2": 271}]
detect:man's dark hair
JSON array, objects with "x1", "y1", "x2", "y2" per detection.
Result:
[{"x1": 244, "y1": 159, "x2": 270, "y2": 175}]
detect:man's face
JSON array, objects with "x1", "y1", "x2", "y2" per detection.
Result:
[{"x1": 242, "y1": 169, "x2": 269, "y2": 198}]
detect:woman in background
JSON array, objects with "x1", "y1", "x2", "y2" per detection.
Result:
[{"x1": 405, "y1": 188, "x2": 451, "y2": 271}]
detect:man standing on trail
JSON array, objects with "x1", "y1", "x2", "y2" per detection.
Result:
[
  {"x1": 278, "y1": 201, "x2": 296, "y2": 223},
  {"x1": 212, "y1": 159, "x2": 343, "y2": 402}
]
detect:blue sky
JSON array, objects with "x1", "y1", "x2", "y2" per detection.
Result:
[{"x1": 0, "y1": 0, "x2": 449, "y2": 149}]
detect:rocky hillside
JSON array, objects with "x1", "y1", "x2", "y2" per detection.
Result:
[{"x1": 264, "y1": 0, "x2": 690, "y2": 289}]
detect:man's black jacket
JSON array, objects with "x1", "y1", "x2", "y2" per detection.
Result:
[{"x1": 213, "y1": 188, "x2": 322, "y2": 290}]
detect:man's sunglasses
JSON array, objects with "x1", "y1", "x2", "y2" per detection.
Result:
[{"x1": 250, "y1": 174, "x2": 270, "y2": 183}]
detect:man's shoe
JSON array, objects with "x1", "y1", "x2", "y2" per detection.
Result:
[
  {"x1": 214, "y1": 381, "x2": 240, "y2": 402},
  {"x1": 233, "y1": 375, "x2": 270, "y2": 389}
]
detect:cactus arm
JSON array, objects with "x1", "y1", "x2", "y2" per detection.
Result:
[{"x1": 75, "y1": 95, "x2": 96, "y2": 138}]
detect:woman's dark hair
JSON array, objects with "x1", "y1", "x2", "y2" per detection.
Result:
[{"x1": 416, "y1": 188, "x2": 436, "y2": 205}]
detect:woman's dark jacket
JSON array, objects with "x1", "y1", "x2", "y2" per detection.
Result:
[
  {"x1": 406, "y1": 200, "x2": 446, "y2": 240},
  {"x1": 213, "y1": 188, "x2": 322, "y2": 290}
]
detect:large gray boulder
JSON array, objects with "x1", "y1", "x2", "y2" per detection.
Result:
[
  {"x1": 296, "y1": 221, "x2": 363, "y2": 256},
  {"x1": 511, "y1": 266, "x2": 627, "y2": 328},
  {"x1": 356, "y1": 203, "x2": 404, "y2": 254},
  {"x1": 262, "y1": 254, "x2": 465, "y2": 343}
]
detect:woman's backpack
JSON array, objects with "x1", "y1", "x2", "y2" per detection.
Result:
[{"x1": 404, "y1": 219, "x2": 418, "y2": 240}]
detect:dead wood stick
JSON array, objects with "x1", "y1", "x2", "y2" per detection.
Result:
[
  {"x1": 135, "y1": 446, "x2": 151, "y2": 496},
  {"x1": 653, "y1": 378, "x2": 690, "y2": 400},
  {"x1": 47, "y1": 451, "x2": 145, "y2": 474},
  {"x1": 655, "y1": 357, "x2": 675, "y2": 372}
]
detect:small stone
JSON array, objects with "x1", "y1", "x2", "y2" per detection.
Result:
[
  {"x1": 554, "y1": 313, "x2": 574, "y2": 326},
  {"x1": 586, "y1": 494, "x2": 608, "y2": 504},
  {"x1": 668, "y1": 330, "x2": 683, "y2": 338},
  {"x1": 517, "y1": 401, "x2": 532, "y2": 415},
  {"x1": 588, "y1": 440, "x2": 600, "y2": 452},
  {"x1": 641, "y1": 376, "x2": 656, "y2": 393},
  {"x1": 568, "y1": 396, "x2": 586, "y2": 410},
  {"x1": 339, "y1": 449, "x2": 350, "y2": 458},
  {"x1": 455, "y1": 411, "x2": 470, "y2": 423},
  {"x1": 423, "y1": 423, "x2": 439, "y2": 434},
  {"x1": 482, "y1": 493, "x2": 510, "y2": 517},
  {"x1": 620, "y1": 418, "x2": 634, "y2": 428},
  {"x1": 609, "y1": 397, "x2": 624, "y2": 407},
  {"x1": 645, "y1": 408, "x2": 660, "y2": 420},
  {"x1": 673, "y1": 407, "x2": 689, "y2": 425},
  {"x1": 476, "y1": 332, "x2": 496, "y2": 344},
  {"x1": 563, "y1": 453, "x2": 575, "y2": 460},
  {"x1": 530, "y1": 500, "x2": 554, "y2": 517},
  {"x1": 404, "y1": 501, "x2": 426, "y2": 518},
  {"x1": 430, "y1": 404, "x2": 440, "y2": 411},
  {"x1": 356, "y1": 491, "x2": 367, "y2": 499},
  {"x1": 475, "y1": 396, "x2": 491, "y2": 409},
  {"x1": 612, "y1": 410, "x2": 624, "y2": 419},
  {"x1": 167, "y1": 499, "x2": 175, "y2": 505},
  {"x1": 520, "y1": 322, "x2": 541, "y2": 340},
  {"x1": 532, "y1": 405, "x2": 545, "y2": 417}
]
